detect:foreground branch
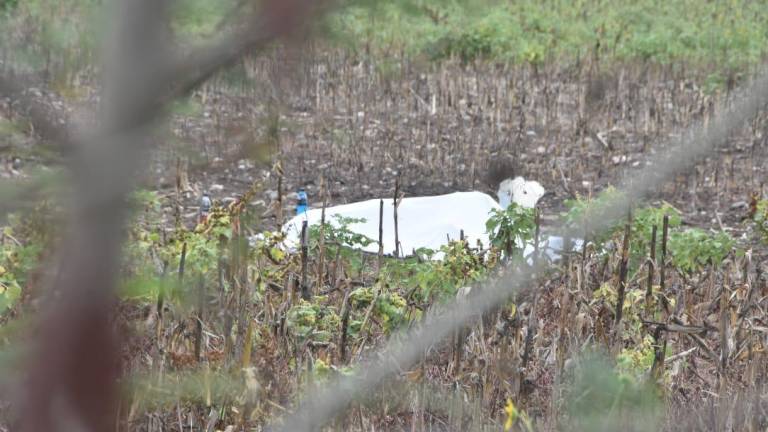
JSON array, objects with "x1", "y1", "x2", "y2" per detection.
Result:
[{"x1": 17, "y1": 1, "x2": 329, "y2": 431}]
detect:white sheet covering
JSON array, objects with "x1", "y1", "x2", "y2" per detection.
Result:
[
  {"x1": 282, "y1": 191, "x2": 501, "y2": 257},
  {"x1": 280, "y1": 190, "x2": 582, "y2": 261}
]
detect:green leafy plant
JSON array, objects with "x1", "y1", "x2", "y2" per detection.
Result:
[
  {"x1": 311, "y1": 358, "x2": 355, "y2": 382},
  {"x1": 309, "y1": 215, "x2": 374, "y2": 249},
  {"x1": 286, "y1": 298, "x2": 340, "y2": 342},
  {"x1": 0, "y1": 264, "x2": 22, "y2": 314},
  {"x1": 668, "y1": 228, "x2": 735, "y2": 274},
  {"x1": 631, "y1": 204, "x2": 681, "y2": 244},
  {"x1": 616, "y1": 334, "x2": 660, "y2": 381},
  {"x1": 627, "y1": 203, "x2": 682, "y2": 270},
  {"x1": 592, "y1": 280, "x2": 676, "y2": 354},
  {"x1": 309, "y1": 215, "x2": 374, "y2": 276},
  {"x1": 0, "y1": 204, "x2": 56, "y2": 314},
  {"x1": 253, "y1": 230, "x2": 288, "y2": 264},
  {"x1": 564, "y1": 192, "x2": 688, "y2": 272},
  {"x1": 348, "y1": 286, "x2": 408, "y2": 334},
  {"x1": 752, "y1": 198, "x2": 768, "y2": 243},
  {"x1": 562, "y1": 187, "x2": 627, "y2": 248},
  {"x1": 409, "y1": 241, "x2": 489, "y2": 302},
  {"x1": 376, "y1": 239, "x2": 496, "y2": 307},
  {"x1": 565, "y1": 352, "x2": 662, "y2": 432},
  {"x1": 486, "y1": 203, "x2": 536, "y2": 257}
]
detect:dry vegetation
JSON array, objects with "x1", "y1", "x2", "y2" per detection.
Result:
[
  {"x1": 104, "y1": 52, "x2": 768, "y2": 430},
  {"x1": 161, "y1": 50, "x2": 765, "y2": 228}
]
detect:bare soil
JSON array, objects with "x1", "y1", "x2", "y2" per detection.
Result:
[{"x1": 160, "y1": 51, "x2": 766, "y2": 245}]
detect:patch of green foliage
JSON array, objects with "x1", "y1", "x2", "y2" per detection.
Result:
[
  {"x1": 593, "y1": 281, "x2": 673, "y2": 326},
  {"x1": 0, "y1": 118, "x2": 26, "y2": 147},
  {"x1": 486, "y1": 202, "x2": 536, "y2": 256},
  {"x1": 562, "y1": 186, "x2": 627, "y2": 247},
  {"x1": 379, "y1": 240, "x2": 496, "y2": 305},
  {"x1": 0, "y1": 204, "x2": 54, "y2": 314},
  {"x1": 348, "y1": 286, "x2": 408, "y2": 333},
  {"x1": 593, "y1": 280, "x2": 675, "y2": 370},
  {"x1": 563, "y1": 190, "x2": 736, "y2": 275},
  {"x1": 564, "y1": 352, "x2": 662, "y2": 431},
  {"x1": 170, "y1": 97, "x2": 205, "y2": 117},
  {"x1": 121, "y1": 190, "x2": 245, "y2": 308},
  {"x1": 309, "y1": 215, "x2": 375, "y2": 250},
  {"x1": 617, "y1": 338, "x2": 654, "y2": 374},
  {"x1": 752, "y1": 198, "x2": 768, "y2": 244},
  {"x1": 414, "y1": 241, "x2": 488, "y2": 302},
  {"x1": 0, "y1": 0, "x2": 17, "y2": 11},
  {"x1": 4, "y1": 0, "x2": 766, "y2": 91},
  {"x1": 172, "y1": 0, "x2": 238, "y2": 40},
  {"x1": 630, "y1": 203, "x2": 682, "y2": 258},
  {"x1": 1, "y1": 0, "x2": 98, "y2": 85},
  {"x1": 286, "y1": 298, "x2": 340, "y2": 342},
  {"x1": 331, "y1": 0, "x2": 768, "y2": 71},
  {"x1": 311, "y1": 358, "x2": 355, "y2": 382},
  {"x1": 309, "y1": 215, "x2": 374, "y2": 277},
  {"x1": 621, "y1": 203, "x2": 684, "y2": 273},
  {"x1": 1, "y1": 0, "x2": 243, "y2": 94},
  {"x1": 668, "y1": 228, "x2": 735, "y2": 274},
  {"x1": 122, "y1": 190, "x2": 165, "y2": 296}
]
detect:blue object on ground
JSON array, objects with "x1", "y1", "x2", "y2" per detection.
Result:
[
  {"x1": 198, "y1": 192, "x2": 212, "y2": 222},
  {"x1": 296, "y1": 188, "x2": 308, "y2": 215},
  {"x1": 200, "y1": 192, "x2": 212, "y2": 213}
]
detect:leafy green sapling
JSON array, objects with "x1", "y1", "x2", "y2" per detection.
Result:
[{"x1": 486, "y1": 203, "x2": 536, "y2": 258}]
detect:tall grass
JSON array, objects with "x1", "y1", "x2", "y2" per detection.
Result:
[
  {"x1": 331, "y1": 0, "x2": 768, "y2": 70},
  {"x1": 3, "y1": 0, "x2": 768, "y2": 86}
]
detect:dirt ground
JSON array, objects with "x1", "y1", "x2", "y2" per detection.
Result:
[
  {"x1": 146, "y1": 52, "x2": 766, "y2": 249},
  {"x1": 3, "y1": 50, "x2": 764, "y2": 252}
]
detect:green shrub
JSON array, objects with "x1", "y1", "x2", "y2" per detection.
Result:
[
  {"x1": 286, "y1": 298, "x2": 340, "y2": 342},
  {"x1": 565, "y1": 352, "x2": 662, "y2": 432},
  {"x1": 486, "y1": 203, "x2": 536, "y2": 257},
  {"x1": 561, "y1": 187, "x2": 630, "y2": 255},
  {"x1": 752, "y1": 198, "x2": 768, "y2": 243},
  {"x1": 348, "y1": 286, "x2": 408, "y2": 333},
  {"x1": 331, "y1": 0, "x2": 768, "y2": 70},
  {"x1": 668, "y1": 228, "x2": 735, "y2": 274}
]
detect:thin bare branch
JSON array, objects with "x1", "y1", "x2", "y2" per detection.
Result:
[
  {"x1": 94, "y1": 0, "x2": 329, "y2": 137},
  {"x1": 17, "y1": 1, "x2": 333, "y2": 431},
  {"x1": 165, "y1": 0, "x2": 325, "y2": 98}
]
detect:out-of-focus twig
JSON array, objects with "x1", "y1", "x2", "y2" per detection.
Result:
[{"x1": 15, "y1": 1, "x2": 328, "y2": 431}]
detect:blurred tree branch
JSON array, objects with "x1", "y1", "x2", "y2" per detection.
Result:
[
  {"x1": 1, "y1": 1, "x2": 329, "y2": 431},
  {"x1": 0, "y1": 1, "x2": 329, "y2": 156}
]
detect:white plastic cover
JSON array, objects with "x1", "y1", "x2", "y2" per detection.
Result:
[
  {"x1": 279, "y1": 178, "x2": 581, "y2": 261},
  {"x1": 282, "y1": 191, "x2": 501, "y2": 257}
]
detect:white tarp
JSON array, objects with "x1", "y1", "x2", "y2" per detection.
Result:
[
  {"x1": 279, "y1": 178, "x2": 582, "y2": 261},
  {"x1": 282, "y1": 191, "x2": 501, "y2": 257}
]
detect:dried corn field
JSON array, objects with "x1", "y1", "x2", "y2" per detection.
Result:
[
  {"x1": 165, "y1": 50, "x2": 766, "y2": 230},
  {"x1": 93, "y1": 49, "x2": 768, "y2": 431},
  {"x1": 1, "y1": 2, "x2": 768, "y2": 431}
]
